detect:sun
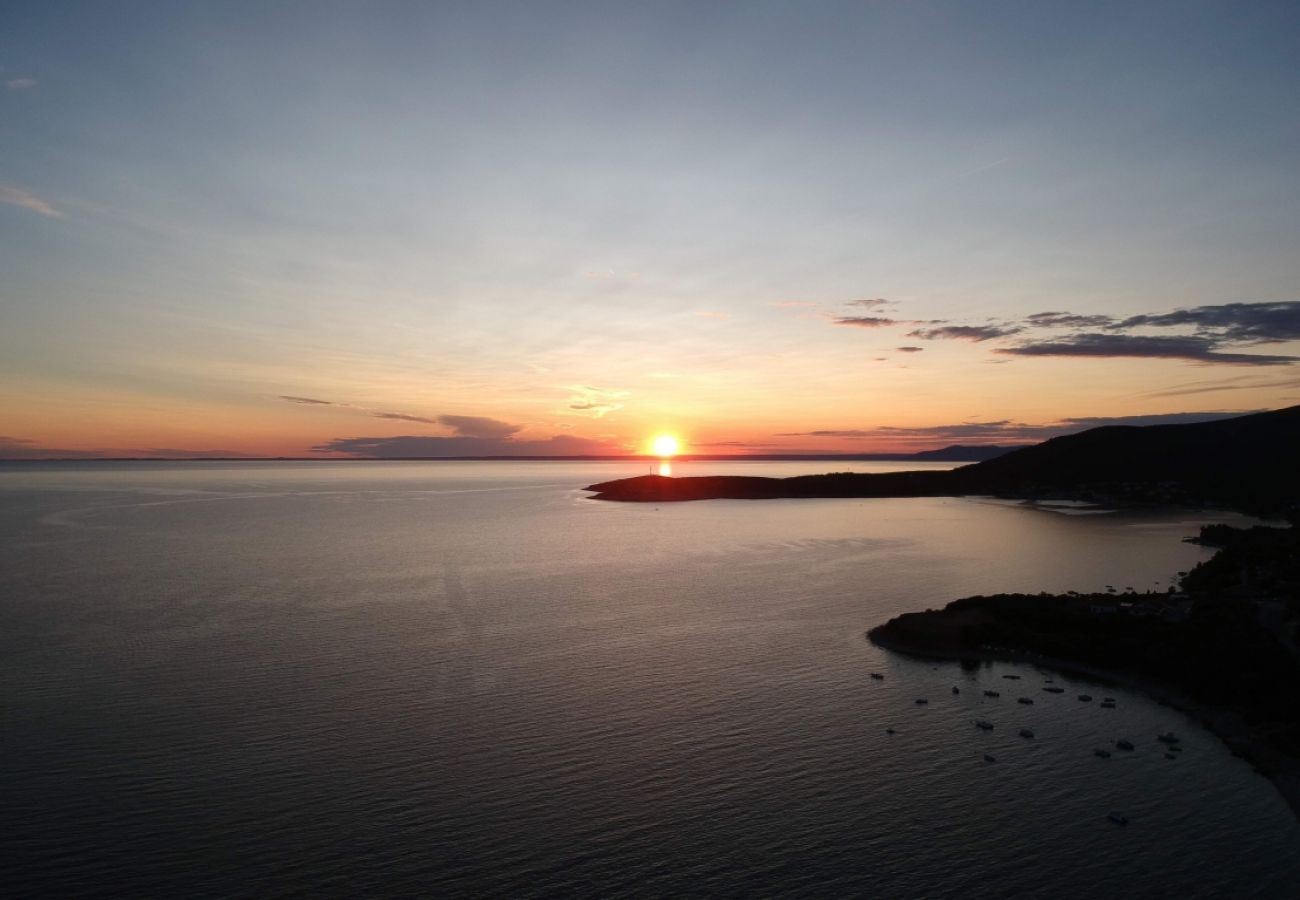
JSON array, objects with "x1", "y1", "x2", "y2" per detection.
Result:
[{"x1": 651, "y1": 434, "x2": 680, "y2": 457}]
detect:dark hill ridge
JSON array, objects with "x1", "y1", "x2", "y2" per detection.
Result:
[{"x1": 585, "y1": 405, "x2": 1300, "y2": 514}]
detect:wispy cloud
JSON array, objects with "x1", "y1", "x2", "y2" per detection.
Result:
[
  {"x1": 0, "y1": 185, "x2": 61, "y2": 218},
  {"x1": 847, "y1": 298, "x2": 892, "y2": 310},
  {"x1": 778, "y1": 410, "x2": 1255, "y2": 446},
  {"x1": 1025, "y1": 311, "x2": 1118, "y2": 329},
  {"x1": 998, "y1": 333, "x2": 1297, "y2": 366},
  {"x1": 834, "y1": 316, "x2": 897, "y2": 328},
  {"x1": 281, "y1": 395, "x2": 524, "y2": 436},
  {"x1": 4, "y1": 78, "x2": 36, "y2": 90},
  {"x1": 372, "y1": 412, "x2": 438, "y2": 424},
  {"x1": 564, "y1": 385, "x2": 627, "y2": 418},
  {"x1": 1144, "y1": 374, "x2": 1300, "y2": 398},
  {"x1": 896, "y1": 346, "x2": 924, "y2": 353},
  {"x1": 436, "y1": 414, "x2": 521, "y2": 439},
  {"x1": 312, "y1": 433, "x2": 617, "y2": 458},
  {"x1": 908, "y1": 324, "x2": 1021, "y2": 342},
  {"x1": 692, "y1": 440, "x2": 780, "y2": 449}
]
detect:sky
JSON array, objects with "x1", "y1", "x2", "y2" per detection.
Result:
[{"x1": 2, "y1": 1, "x2": 1299, "y2": 458}]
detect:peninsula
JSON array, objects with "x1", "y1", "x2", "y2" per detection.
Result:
[
  {"x1": 586, "y1": 405, "x2": 1300, "y2": 517},
  {"x1": 869, "y1": 520, "x2": 1300, "y2": 817}
]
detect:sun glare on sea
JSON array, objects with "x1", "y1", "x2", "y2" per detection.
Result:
[{"x1": 651, "y1": 434, "x2": 680, "y2": 458}]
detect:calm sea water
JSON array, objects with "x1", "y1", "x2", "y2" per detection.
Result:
[{"x1": 3, "y1": 460, "x2": 1298, "y2": 898}]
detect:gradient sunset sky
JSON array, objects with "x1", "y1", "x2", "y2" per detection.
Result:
[{"x1": 3, "y1": 2, "x2": 1299, "y2": 458}]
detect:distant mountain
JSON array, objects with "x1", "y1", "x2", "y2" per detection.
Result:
[
  {"x1": 586, "y1": 405, "x2": 1300, "y2": 515},
  {"x1": 906, "y1": 444, "x2": 1024, "y2": 462}
]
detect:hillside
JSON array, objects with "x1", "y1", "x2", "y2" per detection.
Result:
[{"x1": 586, "y1": 406, "x2": 1300, "y2": 514}]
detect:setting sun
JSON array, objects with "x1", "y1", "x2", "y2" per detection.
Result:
[{"x1": 651, "y1": 434, "x2": 680, "y2": 457}]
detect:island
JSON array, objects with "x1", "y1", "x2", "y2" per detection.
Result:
[{"x1": 869, "y1": 520, "x2": 1300, "y2": 818}]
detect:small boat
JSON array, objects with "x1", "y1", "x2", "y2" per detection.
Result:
[
  {"x1": 1157, "y1": 732, "x2": 1180, "y2": 744},
  {"x1": 1019, "y1": 728, "x2": 1035, "y2": 739},
  {"x1": 1164, "y1": 752, "x2": 1176, "y2": 759},
  {"x1": 1094, "y1": 748, "x2": 1112, "y2": 758},
  {"x1": 1100, "y1": 701, "x2": 1116, "y2": 709},
  {"x1": 975, "y1": 719, "x2": 994, "y2": 730},
  {"x1": 1116, "y1": 740, "x2": 1135, "y2": 751},
  {"x1": 1017, "y1": 697, "x2": 1034, "y2": 705},
  {"x1": 1044, "y1": 687, "x2": 1065, "y2": 694},
  {"x1": 952, "y1": 686, "x2": 960, "y2": 694},
  {"x1": 915, "y1": 698, "x2": 928, "y2": 705},
  {"x1": 1002, "y1": 674, "x2": 1021, "y2": 680},
  {"x1": 886, "y1": 728, "x2": 897, "y2": 735},
  {"x1": 1108, "y1": 812, "x2": 1129, "y2": 825},
  {"x1": 870, "y1": 673, "x2": 885, "y2": 681},
  {"x1": 1103, "y1": 697, "x2": 1115, "y2": 702},
  {"x1": 1079, "y1": 695, "x2": 1093, "y2": 702},
  {"x1": 983, "y1": 754, "x2": 997, "y2": 763},
  {"x1": 983, "y1": 690, "x2": 1001, "y2": 698}
]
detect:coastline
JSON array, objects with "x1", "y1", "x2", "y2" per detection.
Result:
[{"x1": 867, "y1": 627, "x2": 1300, "y2": 822}]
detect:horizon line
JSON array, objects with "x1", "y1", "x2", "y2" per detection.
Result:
[{"x1": 0, "y1": 449, "x2": 1030, "y2": 464}]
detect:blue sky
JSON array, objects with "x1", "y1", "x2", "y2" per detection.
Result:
[{"x1": 2, "y1": 2, "x2": 1299, "y2": 456}]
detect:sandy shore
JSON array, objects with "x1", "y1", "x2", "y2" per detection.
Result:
[{"x1": 868, "y1": 627, "x2": 1300, "y2": 821}]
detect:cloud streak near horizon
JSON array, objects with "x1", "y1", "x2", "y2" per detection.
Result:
[
  {"x1": 312, "y1": 433, "x2": 618, "y2": 458},
  {"x1": 777, "y1": 410, "x2": 1257, "y2": 445}
]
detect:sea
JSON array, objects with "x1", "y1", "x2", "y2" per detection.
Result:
[{"x1": 3, "y1": 460, "x2": 1298, "y2": 898}]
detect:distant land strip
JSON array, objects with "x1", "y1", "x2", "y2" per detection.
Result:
[{"x1": 586, "y1": 405, "x2": 1300, "y2": 518}]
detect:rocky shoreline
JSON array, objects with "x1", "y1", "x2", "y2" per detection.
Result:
[{"x1": 868, "y1": 609, "x2": 1300, "y2": 821}]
